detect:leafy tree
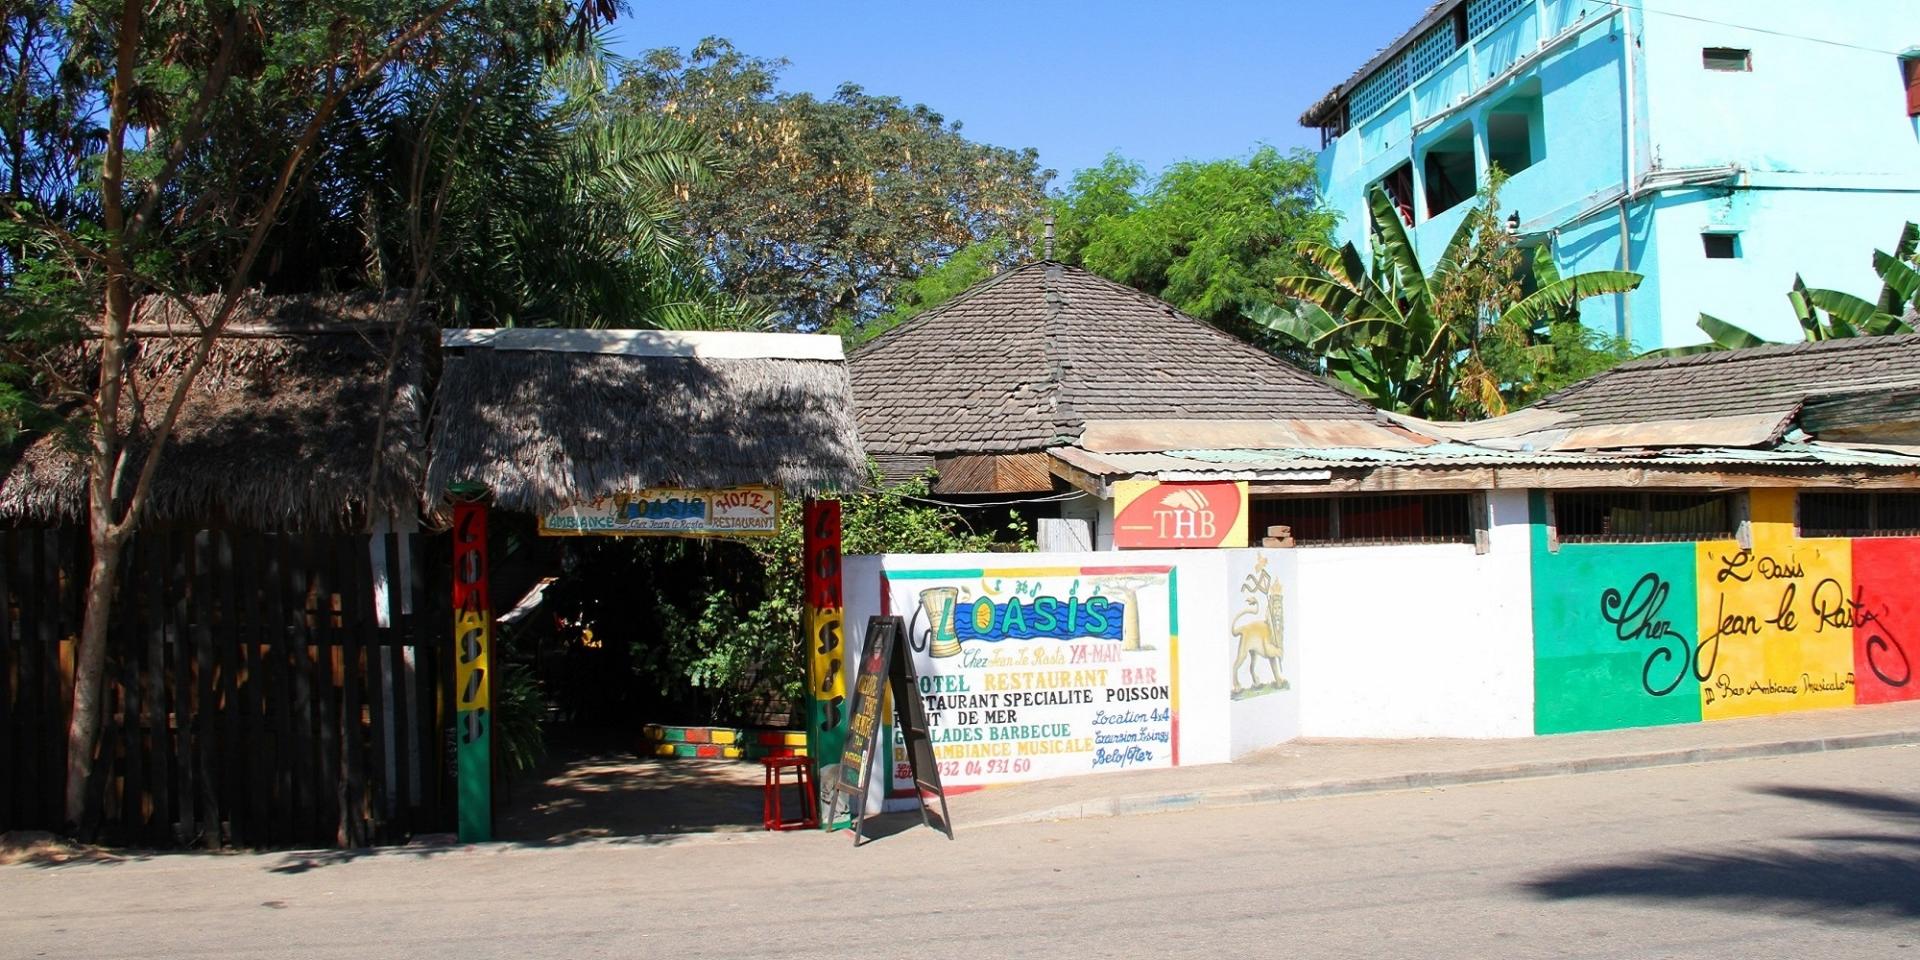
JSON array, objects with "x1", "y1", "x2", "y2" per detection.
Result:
[
  {"x1": 1051, "y1": 147, "x2": 1337, "y2": 336},
  {"x1": 1048, "y1": 154, "x2": 1145, "y2": 264},
  {"x1": 840, "y1": 234, "x2": 1014, "y2": 345},
  {"x1": 1, "y1": 1, "x2": 99, "y2": 236},
  {"x1": 847, "y1": 148, "x2": 1340, "y2": 344},
  {"x1": 1480, "y1": 249, "x2": 1636, "y2": 407},
  {"x1": 380, "y1": 47, "x2": 766, "y2": 330},
  {"x1": 615, "y1": 38, "x2": 1050, "y2": 331},
  {"x1": 160, "y1": 23, "x2": 761, "y2": 332},
  {"x1": 1267, "y1": 180, "x2": 1642, "y2": 420},
  {"x1": 0, "y1": 0, "x2": 620, "y2": 831},
  {"x1": 1665, "y1": 223, "x2": 1920, "y2": 354}
]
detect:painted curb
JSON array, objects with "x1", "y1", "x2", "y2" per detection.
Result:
[{"x1": 963, "y1": 728, "x2": 1920, "y2": 830}]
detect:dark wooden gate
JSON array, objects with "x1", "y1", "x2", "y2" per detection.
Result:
[{"x1": 0, "y1": 526, "x2": 454, "y2": 849}]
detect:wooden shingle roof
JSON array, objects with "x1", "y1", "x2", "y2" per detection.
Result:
[
  {"x1": 1535, "y1": 334, "x2": 1920, "y2": 427},
  {"x1": 849, "y1": 261, "x2": 1380, "y2": 459}
]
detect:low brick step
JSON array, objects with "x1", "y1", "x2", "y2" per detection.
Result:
[{"x1": 639, "y1": 723, "x2": 809, "y2": 760}]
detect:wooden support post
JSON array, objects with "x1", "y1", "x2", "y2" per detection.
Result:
[
  {"x1": 450, "y1": 495, "x2": 492, "y2": 843},
  {"x1": 802, "y1": 499, "x2": 847, "y2": 828}
]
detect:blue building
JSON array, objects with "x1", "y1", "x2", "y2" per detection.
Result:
[{"x1": 1301, "y1": 0, "x2": 1920, "y2": 350}]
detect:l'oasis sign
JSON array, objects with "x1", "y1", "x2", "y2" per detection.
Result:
[
  {"x1": 539, "y1": 485, "x2": 781, "y2": 537},
  {"x1": 1111, "y1": 480, "x2": 1248, "y2": 549}
]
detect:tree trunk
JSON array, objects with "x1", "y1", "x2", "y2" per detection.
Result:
[
  {"x1": 48, "y1": 0, "x2": 468, "y2": 840},
  {"x1": 63, "y1": 528, "x2": 125, "y2": 829}
]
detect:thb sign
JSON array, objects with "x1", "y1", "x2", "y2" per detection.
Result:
[{"x1": 1112, "y1": 480, "x2": 1248, "y2": 549}]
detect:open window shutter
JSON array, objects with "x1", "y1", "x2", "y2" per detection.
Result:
[{"x1": 1906, "y1": 59, "x2": 1920, "y2": 117}]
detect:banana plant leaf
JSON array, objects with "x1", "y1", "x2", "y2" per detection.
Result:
[
  {"x1": 1872, "y1": 249, "x2": 1920, "y2": 323},
  {"x1": 1698, "y1": 312, "x2": 1772, "y2": 350},
  {"x1": 1805, "y1": 287, "x2": 1899, "y2": 337},
  {"x1": 1367, "y1": 187, "x2": 1429, "y2": 301},
  {"x1": 1499, "y1": 270, "x2": 1643, "y2": 329}
]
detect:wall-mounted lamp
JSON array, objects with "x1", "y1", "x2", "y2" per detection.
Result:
[{"x1": 1506, "y1": 211, "x2": 1521, "y2": 235}]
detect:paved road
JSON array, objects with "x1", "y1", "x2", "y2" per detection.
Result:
[{"x1": 6, "y1": 745, "x2": 1918, "y2": 959}]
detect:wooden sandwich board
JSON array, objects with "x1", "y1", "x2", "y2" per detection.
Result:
[{"x1": 828, "y1": 615, "x2": 953, "y2": 844}]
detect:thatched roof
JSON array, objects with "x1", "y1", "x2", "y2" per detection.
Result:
[
  {"x1": 425, "y1": 329, "x2": 865, "y2": 513},
  {"x1": 0, "y1": 291, "x2": 425, "y2": 530}
]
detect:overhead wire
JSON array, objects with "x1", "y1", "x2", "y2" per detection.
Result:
[
  {"x1": 861, "y1": 485, "x2": 1092, "y2": 510},
  {"x1": 1618, "y1": 1, "x2": 1912, "y2": 58}
]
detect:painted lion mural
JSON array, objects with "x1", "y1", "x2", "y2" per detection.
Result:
[{"x1": 1232, "y1": 555, "x2": 1289, "y2": 697}]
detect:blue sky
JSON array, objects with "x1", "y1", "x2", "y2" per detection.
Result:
[{"x1": 609, "y1": 0, "x2": 1432, "y2": 188}]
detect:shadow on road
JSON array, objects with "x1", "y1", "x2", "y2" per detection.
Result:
[
  {"x1": 492, "y1": 747, "x2": 767, "y2": 845},
  {"x1": 1754, "y1": 784, "x2": 1920, "y2": 823},
  {"x1": 266, "y1": 746, "x2": 773, "y2": 872},
  {"x1": 848, "y1": 809, "x2": 952, "y2": 845},
  {"x1": 1521, "y1": 784, "x2": 1920, "y2": 920}
]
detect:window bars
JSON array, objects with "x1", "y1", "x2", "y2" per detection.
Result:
[
  {"x1": 1251, "y1": 494, "x2": 1477, "y2": 546},
  {"x1": 1799, "y1": 492, "x2": 1920, "y2": 539},
  {"x1": 1553, "y1": 491, "x2": 1738, "y2": 543}
]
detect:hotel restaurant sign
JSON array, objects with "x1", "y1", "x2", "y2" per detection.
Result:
[{"x1": 539, "y1": 485, "x2": 781, "y2": 538}]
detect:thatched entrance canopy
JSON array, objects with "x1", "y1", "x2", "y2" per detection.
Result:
[
  {"x1": 0, "y1": 292, "x2": 424, "y2": 530},
  {"x1": 425, "y1": 328, "x2": 865, "y2": 514}
]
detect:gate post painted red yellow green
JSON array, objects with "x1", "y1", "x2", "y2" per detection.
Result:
[
  {"x1": 802, "y1": 499, "x2": 846, "y2": 826},
  {"x1": 451, "y1": 494, "x2": 493, "y2": 842}
]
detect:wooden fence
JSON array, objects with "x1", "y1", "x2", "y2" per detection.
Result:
[{"x1": 0, "y1": 526, "x2": 455, "y2": 849}]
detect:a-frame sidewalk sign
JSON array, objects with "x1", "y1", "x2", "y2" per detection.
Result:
[{"x1": 828, "y1": 615, "x2": 954, "y2": 844}]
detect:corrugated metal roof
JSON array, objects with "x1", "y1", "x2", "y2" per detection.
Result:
[
  {"x1": 1163, "y1": 443, "x2": 1502, "y2": 465},
  {"x1": 1079, "y1": 417, "x2": 1423, "y2": 454},
  {"x1": 445, "y1": 328, "x2": 844, "y2": 361},
  {"x1": 1056, "y1": 441, "x2": 1920, "y2": 481}
]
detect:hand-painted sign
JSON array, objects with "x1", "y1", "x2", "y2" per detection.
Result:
[
  {"x1": 1112, "y1": 480, "x2": 1248, "y2": 549},
  {"x1": 877, "y1": 562, "x2": 1178, "y2": 789},
  {"x1": 538, "y1": 485, "x2": 780, "y2": 537},
  {"x1": 838, "y1": 618, "x2": 895, "y2": 798},
  {"x1": 1532, "y1": 488, "x2": 1920, "y2": 736}
]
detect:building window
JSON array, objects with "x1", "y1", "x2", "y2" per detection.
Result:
[
  {"x1": 1703, "y1": 47, "x2": 1752, "y2": 72},
  {"x1": 1488, "y1": 88, "x2": 1543, "y2": 177},
  {"x1": 1800, "y1": 491, "x2": 1920, "y2": 538},
  {"x1": 1423, "y1": 125, "x2": 1476, "y2": 217},
  {"x1": 1702, "y1": 232, "x2": 1740, "y2": 259},
  {"x1": 1904, "y1": 57, "x2": 1920, "y2": 118},
  {"x1": 1250, "y1": 493, "x2": 1477, "y2": 546},
  {"x1": 1554, "y1": 491, "x2": 1739, "y2": 543},
  {"x1": 1373, "y1": 162, "x2": 1416, "y2": 227}
]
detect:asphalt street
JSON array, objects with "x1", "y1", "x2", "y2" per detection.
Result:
[{"x1": 5, "y1": 744, "x2": 1917, "y2": 959}]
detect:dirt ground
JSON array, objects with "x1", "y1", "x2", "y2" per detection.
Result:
[
  {"x1": 0, "y1": 830, "x2": 125, "y2": 866},
  {"x1": 493, "y1": 740, "x2": 785, "y2": 844}
]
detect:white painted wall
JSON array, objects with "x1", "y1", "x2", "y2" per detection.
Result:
[
  {"x1": 836, "y1": 492, "x2": 1541, "y2": 801},
  {"x1": 1293, "y1": 490, "x2": 1537, "y2": 739}
]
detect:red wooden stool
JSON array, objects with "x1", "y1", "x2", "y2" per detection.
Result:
[{"x1": 761, "y1": 755, "x2": 818, "y2": 831}]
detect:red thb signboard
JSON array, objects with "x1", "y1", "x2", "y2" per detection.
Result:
[{"x1": 1111, "y1": 480, "x2": 1249, "y2": 549}]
